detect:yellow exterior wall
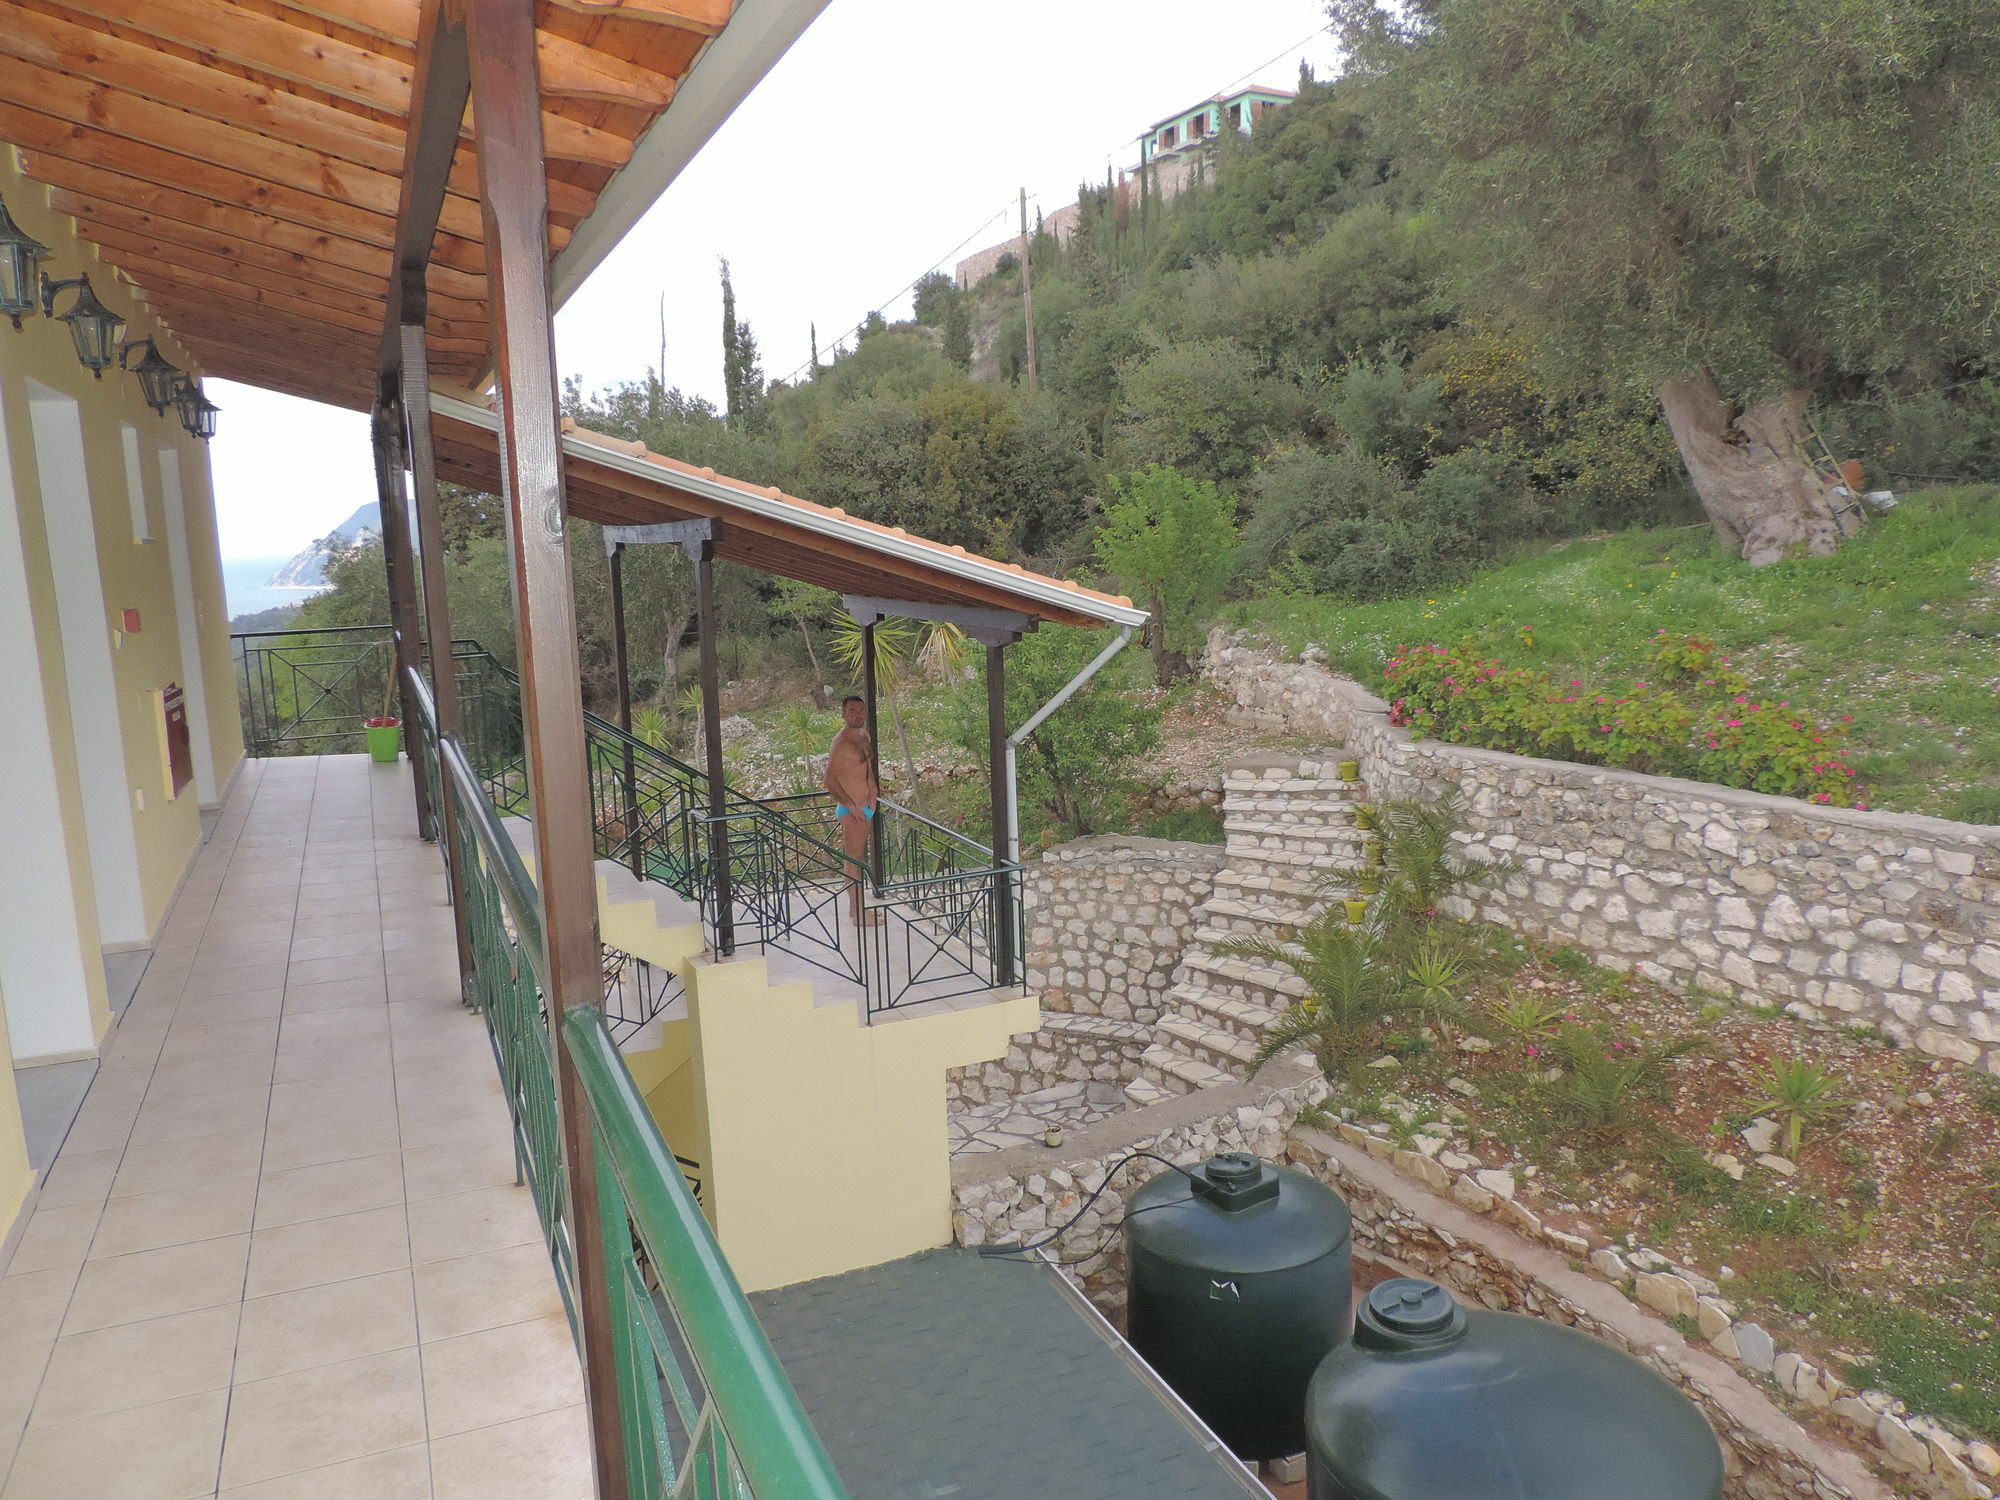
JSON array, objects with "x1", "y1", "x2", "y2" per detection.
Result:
[
  {"x1": 0, "y1": 148, "x2": 239, "y2": 950},
  {"x1": 0, "y1": 977, "x2": 33, "y2": 1246},
  {"x1": 687, "y1": 957, "x2": 1037, "y2": 1294}
]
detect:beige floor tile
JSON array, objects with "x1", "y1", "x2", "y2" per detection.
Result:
[
  {"x1": 195, "y1": 961, "x2": 294, "y2": 997},
  {"x1": 130, "y1": 1082, "x2": 271, "y2": 1146},
  {"x1": 429, "y1": 1403, "x2": 591, "y2": 1500},
  {"x1": 285, "y1": 930, "x2": 386, "y2": 964},
  {"x1": 267, "y1": 1070, "x2": 397, "y2": 1123},
  {"x1": 170, "y1": 989, "x2": 286, "y2": 1029},
  {"x1": 192, "y1": 938, "x2": 293, "y2": 971},
  {"x1": 283, "y1": 978, "x2": 389, "y2": 1016},
  {"x1": 0, "y1": 1267, "x2": 75, "y2": 1349},
  {"x1": 89, "y1": 1177, "x2": 258, "y2": 1259},
  {"x1": 407, "y1": 1185, "x2": 542, "y2": 1266},
  {"x1": 245, "y1": 1205, "x2": 409, "y2": 1298},
  {"x1": 255, "y1": 1154, "x2": 404, "y2": 1231},
  {"x1": 32, "y1": 1302, "x2": 239, "y2": 1426},
  {"x1": 272, "y1": 1034, "x2": 394, "y2": 1084},
  {"x1": 218, "y1": 1347, "x2": 426, "y2": 1489},
  {"x1": 401, "y1": 1140, "x2": 519, "y2": 1203},
  {"x1": 396, "y1": 1086, "x2": 509, "y2": 1152},
  {"x1": 294, "y1": 893, "x2": 382, "y2": 922},
  {"x1": 278, "y1": 1005, "x2": 392, "y2": 1046},
  {"x1": 291, "y1": 915, "x2": 383, "y2": 943},
  {"x1": 3, "y1": 1388, "x2": 227, "y2": 1500},
  {"x1": 260, "y1": 1108, "x2": 402, "y2": 1174},
  {"x1": 293, "y1": 872, "x2": 378, "y2": 896},
  {"x1": 286, "y1": 953, "x2": 385, "y2": 990},
  {"x1": 4, "y1": 1203, "x2": 101, "y2": 1276},
  {"x1": 413, "y1": 1243, "x2": 564, "y2": 1345},
  {"x1": 234, "y1": 1269, "x2": 417, "y2": 1383},
  {"x1": 0, "y1": 1336, "x2": 49, "y2": 1472},
  {"x1": 63, "y1": 1235, "x2": 250, "y2": 1334},
  {"x1": 387, "y1": 974, "x2": 465, "y2": 1006},
  {"x1": 145, "y1": 1047, "x2": 279, "y2": 1101},
  {"x1": 218, "y1": 1442, "x2": 431, "y2": 1500},
  {"x1": 33, "y1": 1148, "x2": 120, "y2": 1209},
  {"x1": 157, "y1": 1017, "x2": 281, "y2": 1066},
  {"x1": 112, "y1": 1126, "x2": 266, "y2": 1198},
  {"x1": 96, "y1": 1025, "x2": 167, "y2": 1073},
  {"x1": 57, "y1": 1095, "x2": 142, "y2": 1155},
  {"x1": 419, "y1": 1314, "x2": 581, "y2": 1439}
]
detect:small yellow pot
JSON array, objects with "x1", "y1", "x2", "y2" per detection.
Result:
[
  {"x1": 1344, "y1": 899, "x2": 1369, "y2": 925},
  {"x1": 1338, "y1": 759, "x2": 1361, "y2": 782}
]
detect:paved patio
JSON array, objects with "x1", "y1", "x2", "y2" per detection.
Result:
[{"x1": 0, "y1": 755, "x2": 589, "y2": 1500}]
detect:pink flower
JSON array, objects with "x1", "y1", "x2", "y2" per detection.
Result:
[
  {"x1": 1569, "y1": 680, "x2": 1582, "y2": 688},
  {"x1": 1525, "y1": 1046, "x2": 1540, "y2": 1057},
  {"x1": 1726, "y1": 719, "x2": 1742, "y2": 727}
]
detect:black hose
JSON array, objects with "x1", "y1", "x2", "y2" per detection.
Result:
[{"x1": 975, "y1": 1148, "x2": 1203, "y2": 1262}]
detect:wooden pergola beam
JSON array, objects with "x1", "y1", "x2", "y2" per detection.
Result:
[
  {"x1": 46, "y1": 187, "x2": 490, "y2": 300},
  {"x1": 80, "y1": 220, "x2": 487, "y2": 325},
  {"x1": 380, "y1": 0, "x2": 472, "y2": 372},
  {"x1": 52, "y1": 0, "x2": 678, "y2": 112},
  {"x1": 24, "y1": 156, "x2": 495, "y2": 273},
  {"x1": 543, "y1": 0, "x2": 731, "y2": 32}
]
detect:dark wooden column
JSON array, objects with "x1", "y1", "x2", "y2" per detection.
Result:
[
  {"x1": 606, "y1": 540, "x2": 642, "y2": 879},
  {"x1": 399, "y1": 325, "x2": 475, "y2": 1005},
  {"x1": 371, "y1": 387, "x2": 434, "y2": 840},
  {"x1": 692, "y1": 535, "x2": 734, "y2": 954},
  {"x1": 860, "y1": 620, "x2": 883, "y2": 883},
  {"x1": 984, "y1": 640, "x2": 1015, "y2": 986},
  {"x1": 463, "y1": 2, "x2": 625, "y2": 1494}
]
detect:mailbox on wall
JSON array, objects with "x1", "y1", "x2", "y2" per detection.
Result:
[{"x1": 156, "y1": 682, "x2": 194, "y2": 801}]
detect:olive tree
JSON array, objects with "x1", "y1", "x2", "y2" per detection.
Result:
[{"x1": 1333, "y1": 0, "x2": 2000, "y2": 564}]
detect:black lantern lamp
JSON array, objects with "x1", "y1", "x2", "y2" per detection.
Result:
[
  {"x1": 120, "y1": 338, "x2": 182, "y2": 414},
  {"x1": 42, "y1": 273, "x2": 125, "y2": 377},
  {"x1": 0, "y1": 193, "x2": 50, "y2": 330},
  {"x1": 171, "y1": 374, "x2": 220, "y2": 441}
]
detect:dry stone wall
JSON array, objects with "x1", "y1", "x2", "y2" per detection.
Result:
[
  {"x1": 1205, "y1": 629, "x2": 2000, "y2": 1075},
  {"x1": 945, "y1": 836, "x2": 1221, "y2": 1106}
]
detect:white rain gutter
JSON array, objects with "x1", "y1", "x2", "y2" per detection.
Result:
[
  {"x1": 429, "y1": 393, "x2": 1150, "y2": 631},
  {"x1": 1004, "y1": 625, "x2": 1138, "y2": 871}
]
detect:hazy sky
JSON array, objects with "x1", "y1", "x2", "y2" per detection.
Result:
[{"x1": 209, "y1": 0, "x2": 1336, "y2": 558}]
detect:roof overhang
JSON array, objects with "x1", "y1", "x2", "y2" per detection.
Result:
[{"x1": 430, "y1": 393, "x2": 1149, "y2": 631}]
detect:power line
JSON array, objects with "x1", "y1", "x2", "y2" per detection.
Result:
[{"x1": 772, "y1": 197, "x2": 1028, "y2": 387}]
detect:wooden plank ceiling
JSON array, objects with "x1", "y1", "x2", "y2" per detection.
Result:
[{"x1": 0, "y1": 0, "x2": 732, "y2": 410}]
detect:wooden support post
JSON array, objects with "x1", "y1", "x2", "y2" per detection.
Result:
[
  {"x1": 463, "y1": 3, "x2": 626, "y2": 1494},
  {"x1": 692, "y1": 536, "x2": 734, "y2": 955},
  {"x1": 986, "y1": 641, "x2": 1015, "y2": 986},
  {"x1": 371, "y1": 387, "x2": 434, "y2": 840},
  {"x1": 607, "y1": 542, "x2": 642, "y2": 879},
  {"x1": 860, "y1": 620, "x2": 883, "y2": 884},
  {"x1": 399, "y1": 323, "x2": 475, "y2": 1006}
]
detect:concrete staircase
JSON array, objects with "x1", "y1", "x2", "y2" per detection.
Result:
[{"x1": 1123, "y1": 753, "x2": 1368, "y2": 1107}]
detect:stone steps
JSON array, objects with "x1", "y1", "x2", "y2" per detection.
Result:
[
  {"x1": 1163, "y1": 982, "x2": 1283, "y2": 1043},
  {"x1": 1134, "y1": 1041, "x2": 1237, "y2": 1098},
  {"x1": 1157, "y1": 1013, "x2": 1260, "y2": 1072}
]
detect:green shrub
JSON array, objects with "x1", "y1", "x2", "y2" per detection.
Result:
[
  {"x1": 1382, "y1": 633, "x2": 1868, "y2": 806},
  {"x1": 1141, "y1": 807, "x2": 1225, "y2": 843}
]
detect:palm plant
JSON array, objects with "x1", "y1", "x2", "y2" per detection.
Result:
[
  {"x1": 1223, "y1": 916, "x2": 1472, "y2": 1080},
  {"x1": 630, "y1": 705, "x2": 673, "y2": 753},
  {"x1": 1374, "y1": 790, "x2": 1518, "y2": 921},
  {"x1": 779, "y1": 704, "x2": 825, "y2": 793},
  {"x1": 1542, "y1": 1024, "x2": 1706, "y2": 1144},
  {"x1": 1750, "y1": 1059, "x2": 1851, "y2": 1155}
]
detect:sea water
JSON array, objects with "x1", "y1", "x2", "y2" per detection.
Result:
[{"x1": 222, "y1": 556, "x2": 329, "y2": 622}]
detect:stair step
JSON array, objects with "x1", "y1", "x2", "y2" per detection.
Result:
[
  {"x1": 1137, "y1": 1042, "x2": 1236, "y2": 1094},
  {"x1": 1182, "y1": 942, "x2": 1314, "y2": 1003},
  {"x1": 1122, "y1": 1073, "x2": 1175, "y2": 1108},
  {"x1": 1158, "y1": 1014, "x2": 1259, "y2": 1070},
  {"x1": 1166, "y1": 983, "x2": 1283, "y2": 1040},
  {"x1": 1202, "y1": 895, "x2": 1331, "y2": 937},
  {"x1": 1218, "y1": 844, "x2": 1361, "y2": 874},
  {"x1": 1210, "y1": 867, "x2": 1328, "y2": 903}
]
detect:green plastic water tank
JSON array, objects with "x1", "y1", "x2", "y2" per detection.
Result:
[
  {"x1": 1125, "y1": 1152, "x2": 1353, "y2": 1461},
  {"x1": 1306, "y1": 1278, "x2": 1725, "y2": 1500}
]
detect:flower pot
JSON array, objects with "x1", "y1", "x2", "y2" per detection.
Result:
[
  {"x1": 1838, "y1": 459, "x2": 1865, "y2": 490},
  {"x1": 1343, "y1": 899, "x2": 1368, "y2": 925},
  {"x1": 1364, "y1": 839, "x2": 1383, "y2": 868},
  {"x1": 1338, "y1": 759, "x2": 1361, "y2": 782},
  {"x1": 365, "y1": 718, "x2": 402, "y2": 764},
  {"x1": 1354, "y1": 806, "x2": 1377, "y2": 831},
  {"x1": 1357, "y1": 870, "x2": 1382, "y2": 894}
]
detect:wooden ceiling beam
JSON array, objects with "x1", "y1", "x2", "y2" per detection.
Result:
[
  {"x1": 102, "y1": 245, "x2": 490, "y2": 344},
  {"x1": 51, "y1": 0, "x2": 675, "y2": 114},
  {"x1": 21, "y1": 153, "x2": 493, "y2": 273},
  {"x1": 78, "y1": 217, "x2": 487, "y2": 324},
  {"x1": 0, "y1": 67, "x2": 549, "y2": 244},
  {"x1": 542, "y1": 0, "x2": 729, "y2": 34},
  {"x1": 380, "y1": 0, "x2": 470, "y2": 374},
  {"x1": 122, "y1": 261, "x2": 490, "y2": 352},
  {"x1": 44, "y1": 185, "x2": 489, "y2": 300}
]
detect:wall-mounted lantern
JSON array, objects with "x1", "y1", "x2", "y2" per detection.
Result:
[
  {"x1": 41, "y1": 273, "x2": 126, "y2": 377},
  {"x1": 0, "y1": 193, "x2": 50, "y2": 330},
  {"x1": 171, "y1": 374, "x2": 219, "y2": 441},
  {"x1": 120, "y1": 338, "x2": 182, "y2": 414}
]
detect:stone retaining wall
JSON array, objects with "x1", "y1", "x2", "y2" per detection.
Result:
[
  {"x1": 1205, "y1": 630, "x2": 2000, "y2": 1074},
  {"x1": 946, "y1": 1012, "x2": 1151, "y2": 1108}
]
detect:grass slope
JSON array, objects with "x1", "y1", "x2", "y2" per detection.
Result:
[{"x1": 1232, "y1": 486, "x2": 2000, "y2": 823}]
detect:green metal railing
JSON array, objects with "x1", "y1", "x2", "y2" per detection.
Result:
[{"x1": 405, "y1": 667, "x2": 847, "y2": 1499}]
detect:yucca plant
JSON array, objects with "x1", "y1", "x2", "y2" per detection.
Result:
[
  {"x1": 1750, "y1": 1058, "x2": 1851, "y2": 1155},
  {"x1": 1541, "y1": 1024, "x2": 1705, "y2": 1144},
  {"x1": 630, "y1": 705, "x2": 674, "y2": 753},
  {"x1": 1490, "y1": 985, "x2": 1566, "y2": 1038}
]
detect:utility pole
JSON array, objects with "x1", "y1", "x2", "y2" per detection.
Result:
[{"x1": 1018, "y1": 186, "x2": 1039, "y2": 393}]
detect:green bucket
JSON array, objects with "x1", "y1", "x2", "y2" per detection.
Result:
[{"x1": 365, "y1": 722, "x2": 402, "y2": 764}]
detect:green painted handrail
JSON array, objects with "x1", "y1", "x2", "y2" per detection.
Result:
[{"x1": 563, "y1": 1005, "x2": 851, "y2": 1500}]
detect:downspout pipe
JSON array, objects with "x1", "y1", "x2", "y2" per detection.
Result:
[{"x1": 1003, "y1": 625, "x2": 1138, "y2": 872}]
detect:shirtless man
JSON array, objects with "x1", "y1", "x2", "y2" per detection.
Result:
[{"x1": 822, "y1": 695, "x2": 881, "y2": 925}]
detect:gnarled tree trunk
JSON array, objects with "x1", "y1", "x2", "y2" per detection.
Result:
[{"x1": 1656, "y1": 369, "x2": 1862, "y2": 567}]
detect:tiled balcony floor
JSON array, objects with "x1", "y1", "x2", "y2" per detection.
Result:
[{"x1": 0, "y1": 756, "x2": 590, "y2": 1500}]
